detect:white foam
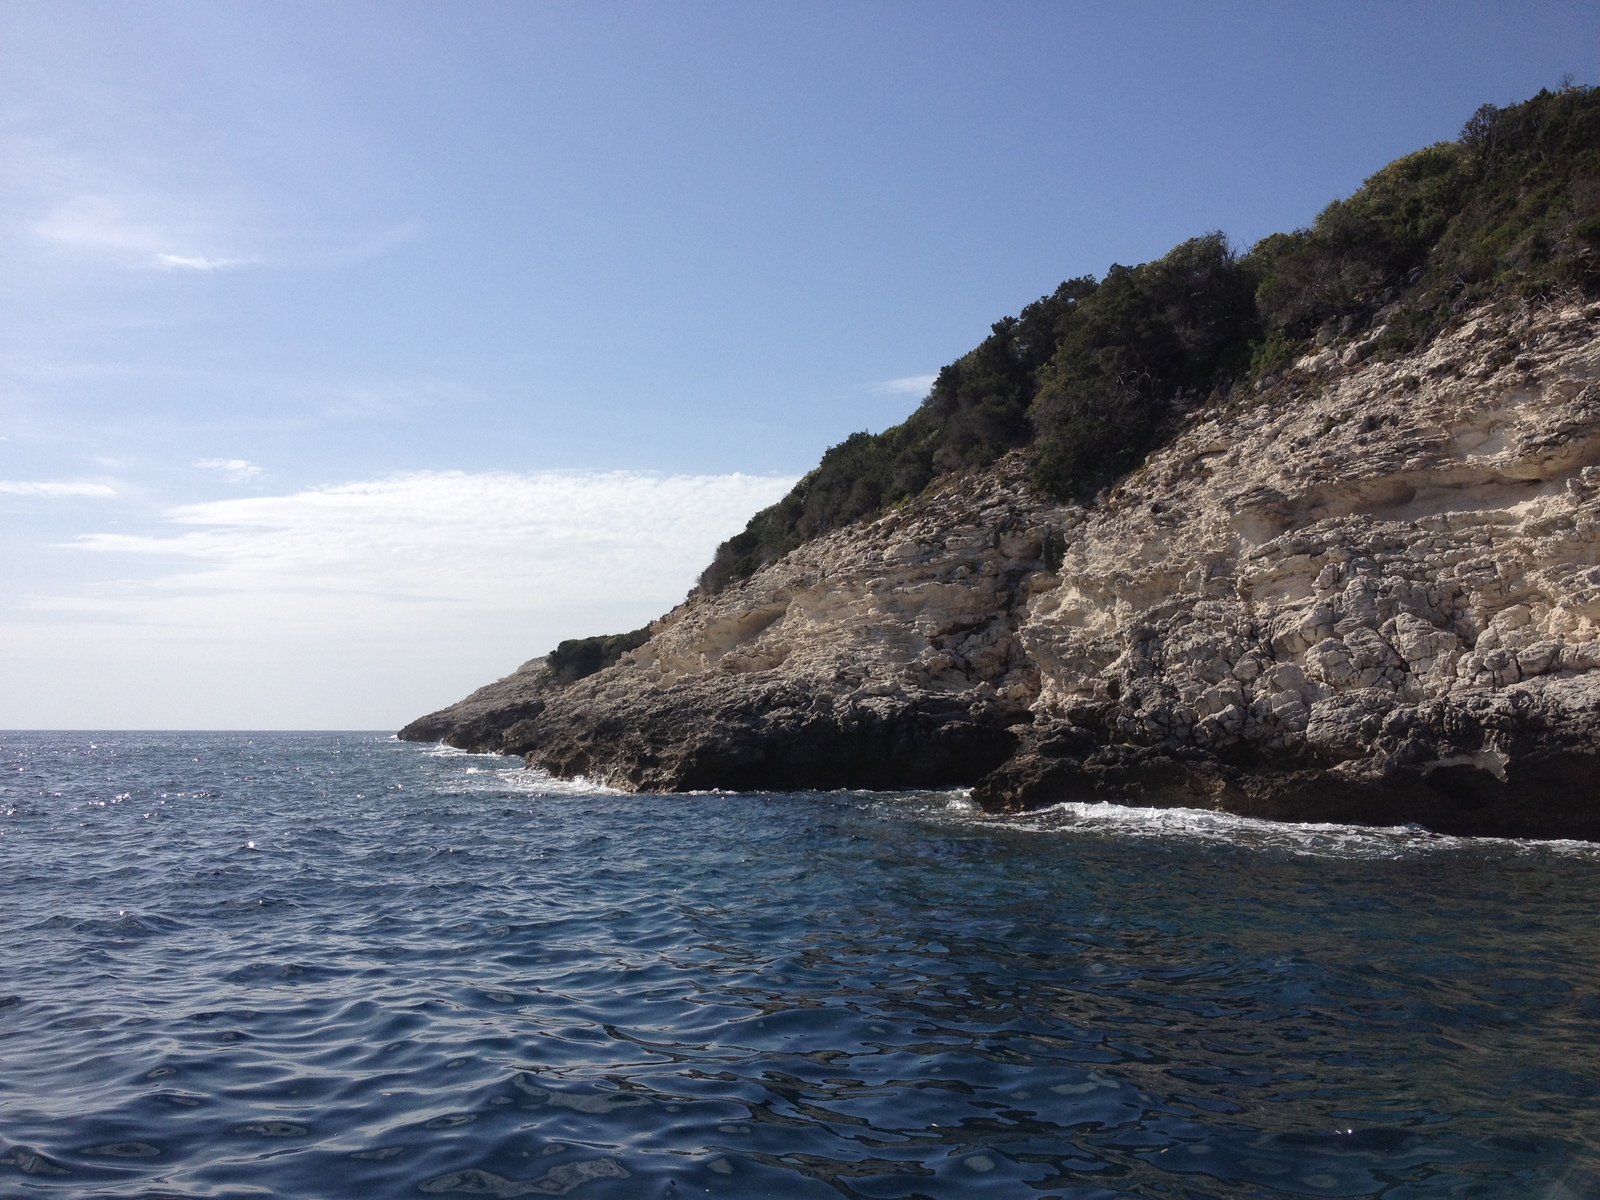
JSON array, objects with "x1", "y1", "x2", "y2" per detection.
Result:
[
  {"x1": 410, "y1": 739, "x2": 624, "y2": 796},
  {"x1": 491, "y1": 767, "x2": 624, "y2": 797},
  {"x1": 932, "y1": 798, "x2": 1600, "y2": 860},
  {"x1": 420, "y1": 744, "x2": 500, "y2": 759}
]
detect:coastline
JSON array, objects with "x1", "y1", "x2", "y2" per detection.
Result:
[{"x1": 403, "y1": 302, "x2": 1600, "y2": 841}]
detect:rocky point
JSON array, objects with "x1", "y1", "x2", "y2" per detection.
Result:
[{"x1": 403, "y1": 299, "x2": 1600, "y2": 839}]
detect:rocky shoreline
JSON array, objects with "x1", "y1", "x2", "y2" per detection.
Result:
[{"x1": 402, "y1": 299, "x2": 1600, "y2": 840}]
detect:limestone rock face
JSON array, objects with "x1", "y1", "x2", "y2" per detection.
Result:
[
  {"x1": 490, "y1": 457, "x2": 1059, "y2": 791},
  {"x1": 404, "y1": 300, "x2": 1600, "y2": 838},
  {"x1": 398, "y1": 656, "x2": 553, "y2": 751}
]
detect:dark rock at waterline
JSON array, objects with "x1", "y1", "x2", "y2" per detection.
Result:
[
  {"x1": 499, "y1": 675, "x2": 1030, "y2": 793},
  {"x1": 971, "y1": 678, "x2": 1600, "y2": 840}
]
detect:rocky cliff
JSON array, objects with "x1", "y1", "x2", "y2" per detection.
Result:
[{"x1": 403, "y1": 297, "x2": 1600, "y2": 838}]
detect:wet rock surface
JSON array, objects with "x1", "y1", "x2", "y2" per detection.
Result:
[{"x1": 404, "y1": 300, "x2": 1600, "y2": 838}]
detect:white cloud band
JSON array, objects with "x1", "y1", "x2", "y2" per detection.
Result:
[
  {"x1": 4, "y1": 469, "x2": 796, "y2": 728},
  {"x1": 71, "y1": 469, "x2": 792, "y2": 611}
]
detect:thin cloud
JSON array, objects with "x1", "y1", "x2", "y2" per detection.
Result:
[
  {"x1": 155, "y1": 253, "x2": 252, "y2": 272},
  {"x1": 4, "y1": 133, "x2": 412, "y2": 276},
  {"x1": 0, "y1": 480, "x2": 116, "y2": 497},
  {"x1": 67, "y1": 469, "x2": 796, "y2": 612},
  {"x1": 7, "y1": 469, "x2": 799, "y2": 727},
  {"x1": 28, "y1": 179, "x2": 258, "y2": 273},
  {"x1": 873, "y1": 374, "x2": 937, "y2": 397},
  {"x1": 195, "y1": 458, "x2": 263, "y2": 481}
]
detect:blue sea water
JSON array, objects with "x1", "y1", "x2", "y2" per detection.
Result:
[{"x1": 1, "y1": 733, "x2": 1598, "y2": 1199}]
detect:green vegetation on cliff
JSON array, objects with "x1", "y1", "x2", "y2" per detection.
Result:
[
  {"x1": 546, "y1": 627, "x2": 652, "y2": 685},
  {"x1": 698, "y1": 85, "x2": 1600, "y2": 594}
]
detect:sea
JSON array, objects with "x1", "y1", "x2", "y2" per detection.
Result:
[{"x1": 1, "y1": 732, "x2": 1597, "y2": 1199}]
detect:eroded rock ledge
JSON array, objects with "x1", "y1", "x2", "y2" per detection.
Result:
[{"x1": 403, "y1": 300, "x2": 1600, "y2": 839}]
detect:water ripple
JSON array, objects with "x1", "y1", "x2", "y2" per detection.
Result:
[{"x1": 0, "y1": 731, "x2": 1597, "y2": 1197}]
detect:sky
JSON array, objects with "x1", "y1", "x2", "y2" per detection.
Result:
[{"x1": 2, "y1": 2, "x2": 1597, "y2": 729}]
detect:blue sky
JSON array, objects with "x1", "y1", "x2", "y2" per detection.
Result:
[{"x1": 2, "y1": 1, "x2": 1596, "y2": 728}]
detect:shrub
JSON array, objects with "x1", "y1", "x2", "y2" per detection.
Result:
[
  {"x1": 694, "y1": 85, "x2": 1600, "y2": 594},
  {"x1": 546, "y1": 627, "x2": 652, "y2": 685},
  {"x1": 1249, "y1": 330, "x2": 1302, "y2": 379},
  {"x1": 1026, "y1": 234, "x2": 1258, "y2": 500}
]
